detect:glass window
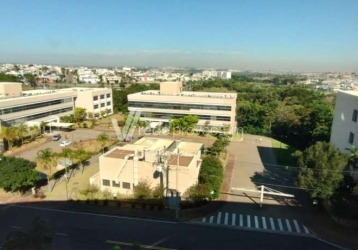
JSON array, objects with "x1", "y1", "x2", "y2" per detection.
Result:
[
  {"x1": 107, "y1": 101, "x2": 111, "y2": 106},
  {"x1": 349, "y1": 132, "x2": 355, "y2": 144},
  {"x1": 112, "y1": 181, "x2": 120, "y2": 187},
  {"x1": 107, "y1": 94, "x2": 110, "y2": 98},
  {"x1": 122, "y1": 182, "x2": 131, "y2": 189},
  {"x1": 94, "y1": 104, "x2": 99, "y2": 109},
  {"x1": 93, "y1": 96, "x2": 98, "y2": 101},
  {"x1": 353, "y1": 110, "x2": 358, "y2": 122},
  {"x1": 128, "y1": 101, "x2": 231, "y2": 111},
  {"x1": 100, "y1": 95, "x2": 105, "y2": 99},
  {"x1": 102, "y1": 179, "x2": 110, "y2": 186},
  {"x1": 100, "y1": 103, "x2": 105, "y2": 107}
]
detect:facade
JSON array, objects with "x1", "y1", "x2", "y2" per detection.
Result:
[
  {"x1": 0, "y1": 82, "x2": 113, "y2": 126},
  {"x1": 128, "y1": 82, "x2": 237, "y2": 133},
  {"x1": 331, "y1": 90, "x2": 358, "y2": 152},
  {"x1": 202, "y1": 70, "x2": 232, "y2": 79},
  {"x1": 90, "y1": 137, "x2": 203, "y2": 196}
]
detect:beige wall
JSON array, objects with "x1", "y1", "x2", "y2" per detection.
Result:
[
  {"x1": 0, "y1": 82, "x2": 22, "y2": 98},
  {"x1": 75, "y1": 88, "x2": 113, "y2": 115},
  {"x1": 160, "y1": 82, "x2": 183, "y2": 95}
]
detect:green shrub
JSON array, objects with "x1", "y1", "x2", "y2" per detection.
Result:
[
  {"x1": 133, "y1": 180, "x2": 152, "y2": 199},
  {"x1": 83, "y1": 123, "x2": 88, "y2": 128}
]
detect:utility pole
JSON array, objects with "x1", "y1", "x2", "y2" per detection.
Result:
[{"x1": 175, "y1": 148, "x2": 180, "y2": 219}]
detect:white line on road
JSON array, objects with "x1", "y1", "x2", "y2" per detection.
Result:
[
  {"x1": 239, "y1": 214, "x2": 243, "y2": 227},
  {"x1": 269, "y1": 218, "x2": 275, "y2": 230},
  {"x1": 202, "y1": 217, "x2": 206, "y2": 223},
  {"x1": 286, "y1": 219, "x2": 292, "y2": 232},
  {"x1": 278, "y1": 219, "x2": 284, "y2": 231},
  {"x1": 232, "y1": 213, "x2": 236, "y2": 226},
  {"x1": 254, "y1": 216, "x2": 259, "y2": 229},
  {"x1": 303, "y1": 225, "x2": 310, "y2": 234},
  {"x1": 262, "y1": 217, "x2": 267, "y2": 229},
  {"x1": 293, "y1": 220, "x2": 301, "y2": 233},
  {"x1": 224, "y1": 213, "x2": 229, "y2": 225},
  {"x1": 55, "y1": 233, "x2": 68, "y2": 237},
  {"x1": 10, "y1": 226, "x2": 22, "y2": 229},
  {"x1": 13, "y1": 204, "x2": 177, "y2": 225},
  {"x1": 217, "y1": 212, "x2": 222, "y2": 224},
  {"x1": 209, "y1": 216, "x2": 214, "y2": 223},
  {"x1": 247, "y1": 215, "x2": 251, "y2": 228}
]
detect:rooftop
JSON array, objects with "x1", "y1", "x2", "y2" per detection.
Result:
[
  {"x1": 339, "y1": 89, "x2": 358, "y2": 97},
  {"x1": 131, "y1": 90, "x2": 237, "y2": 99},
  {"x1": 105, "y1": 149, "x2": 135, "y2": 159},
  {"x1": 167, "y1": 155, "x2": 194, "y2": 167}
]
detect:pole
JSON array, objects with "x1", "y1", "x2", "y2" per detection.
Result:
[
  {"x1": 65, "y1": 179, "x2": 68, "y2": 200},
  {"x1": 260, "y1": 185, "x2": 264, "y2": 207},
  {"x1": 176, "y1": 149, "x2": 179, "y2": 192}
]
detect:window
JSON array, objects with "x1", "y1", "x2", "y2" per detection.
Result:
[
  {"x1": 349, "y1": 132, "x2": 355, "y2": 144},
  {"x1": 94, "y1": 104, "x2": 99, "y2": 109},
  {"x1": 107, "y1": 94, "x2": 110, "y2": 98},
  {"x1": 102, "y1": 179, "x2": 110, "y2": 186},
  {"x1": 101, "y1": 103, "x2": 105, "y2": 107},
  {"x1": 107, "y1": 101, "x2": 111, "y2": 106},
  {"x1": 122, "y1": 182, "x2": 131, "y2": 189},
  {"x1": 93, "y1": 96, "x2": 98, "y2": 101},
  {"x1": 112, "y1": 181, "x2": 120, "y2": 187},
  {"x1": 100, "y1": 95, "x2": 105, "y2": 99},
  {"x1": 353, "y1": 110, "x2": 358, "y2": 122}
]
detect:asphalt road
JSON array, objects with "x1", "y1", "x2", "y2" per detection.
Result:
[{"x1": 0, "y1": 205, "x2": 340, "y2": 250}]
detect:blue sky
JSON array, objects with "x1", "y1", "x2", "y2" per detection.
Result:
[{"x1": 0, "y1": 0, "x2": 357, "y2": 71}]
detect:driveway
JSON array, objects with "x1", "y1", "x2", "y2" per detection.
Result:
[{"x1": 15, "y1": 129, "x2": 115, "y2": 162}]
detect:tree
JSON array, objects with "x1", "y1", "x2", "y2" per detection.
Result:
[
  {"x1": 24, "y1": 73, "x2": 37, "y2": 85},
  {"x1": 2, "y1": 216, "x2": 52, "y2": 250},
  {"x1": 37, "y1": 148, "x2": 56, "y2": 192},
  {"x1": 198, "y1": 156, "x2": 224, "y2": 199},
  {"x1": 73, "y1": 148, "x2": 90, "y2": 172},
  {"x1": 39, "y1": 122, "x2": 47, "y2": 135},
  {"x1": 29, "y1": 125, "x2": 40, "y2": 140},
  {"x1": 345, "y1": 146, "x2": 358, "y2": 178},
  {"x1": 133, "y1": 180, "x2": 152, "y2": 199},
  {"x1": 152, "y1": 184, "x2": 164, "y2": 199},
  {"x1": 74, "y1": 107, "x2": 87, "y2": 124},
  {"x1": 97, "y1": 133, "x2": 109, "y2": 153},
  {"x1": 185, "y1": 183, "x2": 211, "y2": 200},
  {"x1": 295, "y1": 142, "x2": 347, "y2": 199},
  {"x1": 0, "y1": 126, "x2": 17, "y2": 150},
  {"x1": 16, "y1": 123, "x2": 28, "y2": 145},
  {"x1": 0, "y1": 156, "x2": 41, "y2": 193}
]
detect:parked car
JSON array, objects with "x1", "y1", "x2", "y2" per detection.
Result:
[
  {"x1": 52, "y1": 134, "x2": 61, "y2": 141},
  {"x1": 60, "y1": 140, "x2": 72, "y2": 147}
]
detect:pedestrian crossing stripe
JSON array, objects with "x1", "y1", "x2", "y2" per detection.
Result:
[{"x1": 199, "y1": 213, "x2": 309, "y2": 234}]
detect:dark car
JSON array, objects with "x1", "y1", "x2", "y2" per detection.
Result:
[{"x1": 52, "y1": 134, "x2": 61, "y2": 141}]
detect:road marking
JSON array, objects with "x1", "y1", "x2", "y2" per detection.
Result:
[
  {"x1": 269, "y1": 218, "x2": 275, "y2": 230},
  {"x1": 303, "y1": 225, "x2": 310, "y2": 234},
  {"x1": 293, "y1": 220, "x2": 301, "y2": 233},
  {"x1": 262, "y1": 217, "x2": 267, "y2": 229},
  {"x1": 232, "y1": 213, "x2": 236, "y2": 226},
  {"x1": 278, "y1": 219, "x2": 284, "y2": 231},
  {"x1": 217, "y1": 212, "x2": 222, "y2": 224},
  {"x1": 13, "y1": 204, "x2": 177, "y2": 225},
  {"x1": 55, "y1": 233, "x2": 68, "y2": 237},
  {"x1": 10, "y1": 226, "x2": 22, "y2": 229},
  {"x1": 254, "y1": 216, "x2": 259, "y2": 229},
  {"x1": 209, "y1": 216, "x2": 214, "y2": 223},
  {"x1": 202, "y1": 217, "x2": 206, "y2": 223},
  {"x1": 286, "y1": 219, "x2": 292, "y2": 232},
  {"x1": 239, "y1": 214, "x2": 243, "y2": 227},
  {"x1": 107, "y1": 240, "x2": 177, "y2": 250},
  {"x1": 247, "y1": 215, "x2": 251, "y2": 227},
  {"x1": 224, "y1": 213, "x2": 229, "y2": 225}
]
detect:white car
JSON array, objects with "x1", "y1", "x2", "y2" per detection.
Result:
[{"x1": 60, "y1": 140, "x2": 72, "y2": 147}]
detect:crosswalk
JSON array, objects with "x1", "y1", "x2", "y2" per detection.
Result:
[{"x1": 198, "y1": 212, "x2": 309, "y2": 234}]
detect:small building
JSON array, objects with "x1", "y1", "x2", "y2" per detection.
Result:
[{"x1": 90, "y1": 137, "x2": 204, "y2": 196}]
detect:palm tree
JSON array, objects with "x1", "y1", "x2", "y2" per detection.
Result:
[
  {"x1": 39, "y1": 121, "x2": 47, "y2": 135},
  {"x1": 29, "y1": 125, "x2": 40, "y2": 140},
  {"x1": 60, "y1": 147, "x2": 74, "y2": 179},
  {"x1": 0, "y1": 126, "x2": 17, "y2": 150},
  {"x1": 17, "y1": 123, "x2": 28, "y2": 145},
  {"x1": 74, "y1": 148, "x2": 90, "y2": 173},
  {"x1": 346, "y1": 146, "x2": 358, "y2": 178},
  {"x1": 37, "y1": 148, "x2": 56, "y2": 192},
  {"x1": 97, "y1": 133, "x2": 109, "y2": 153}
]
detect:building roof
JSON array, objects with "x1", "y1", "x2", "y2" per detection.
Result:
[
  {"x1": 338, "y1": 90, "x2": 358, "y2": 97},
  {"x1": 129, "y1": 90, "x2": 237, "y2": 99},
  {"x1": 105, "y1": 149, "x2": 135, "y2": 159},
  {"x1": 167, "y1": 155, "x2": 194, "y2": 167}
]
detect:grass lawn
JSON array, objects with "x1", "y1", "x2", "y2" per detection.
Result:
[
  {"x1": 271, "y1": 139, "x2": 298, "y2": 169},
  {"x1": 45, "y1": 162, "x2": 99, "y2": 201}
]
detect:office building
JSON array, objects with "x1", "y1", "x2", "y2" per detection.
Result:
[
  {"x1": 90, "y1": 137, "x2": 204, "y2": 195},
  {"x1": 128, "y1": 82, "x2": 237, "y2": 133}
]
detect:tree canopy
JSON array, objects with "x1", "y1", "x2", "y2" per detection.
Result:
[
  {"x1": 295, "y1": 142, "x2": 347, "y2": 199},
  {"x1": 198, "y1": 156, "x2": 224, "y2": 199},
  {"x1": 0, "y1": 156, "x2": 41, "y2": 193}
]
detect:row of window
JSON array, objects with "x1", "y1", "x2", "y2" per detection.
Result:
[
  {"x1": 93, "y1": 94, "x2": 111, "y2": 101},
  {"x1": 0, "y1": 98, "x2": 73, "y2": 115},
  {"x1": 140, "y1": 112, "x2": 231, "y2": 121},
  {"x1": 129, "y1": 101, "x2": 231, "y2": 111},
  {"x1": 102, "y1": 179, "x2": 131, "y2": 189},
  {"x1": 94, "y1": 102, "x2": 111, "y2": 109},
  {"x1": 3, "y1": 107, "x2": 74, "y2": 126}
]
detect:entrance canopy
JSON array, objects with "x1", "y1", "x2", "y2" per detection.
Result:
[{"x1": 47, "y1": 122, "x2": 74, "y2": 128}]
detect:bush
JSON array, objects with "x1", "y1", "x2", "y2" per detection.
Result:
[
  {"x1": 198, "y1": 156, "x2": 224, "y2": 199},
  {"x1": 152, "y1": 184, "x2": 164, "y2": 199},
  {"x1": 133, "y1": 180, "x2": 152, "y2": 199},
  {"x1": 80, "y1": 185, "x2": 99, "y2": 199},
  {"x1": 83, "y1": 123, "x2": 88, "y2": 128}
]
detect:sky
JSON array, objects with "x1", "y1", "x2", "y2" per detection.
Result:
[{"x1": 0, "y1": 0, "x2": 357, "y2": 72}]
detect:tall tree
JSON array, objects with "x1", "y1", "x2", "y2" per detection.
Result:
[
  {"x1": 37, "y1": 148, "x2": 56, "y2": 192},
  {"x1": 16, "y1": 123, "x2": 28, "y2": 145},
  {"x1": 295, "y1": 142, "x2": 347, "y2": 199},
  {"x1": 345, "y1": 146, "x2": 358, "y2": 177},
  {"x1": 74, "y1": 107, "x2": 86, "y2": 124},
  {"x1": 97, "y1": 133, "x2": 109, "y2": 153}
]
